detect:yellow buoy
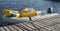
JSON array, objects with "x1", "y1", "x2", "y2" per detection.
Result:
[
  {"x1": 2, "y1": 8, "x2": 37, "y2": 18},
  {"x1": 21, "y1": 11, "x2": 37, "y2": 17},
  {"x1": 22, "y1": 8, "x2": 29, "y2": 13},
  {"x1": 2, "y1": 9, "x2": 20, "y2": 18},
  {"x1": 21, "y1": 8, "x2": 37, "y2": 17},
  {"x1": 2, "y1": 9, "x2": 11, "y2": 16}
]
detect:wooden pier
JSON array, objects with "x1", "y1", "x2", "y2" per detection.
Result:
[{"x1": 0, "y1": 15, "x2": 60, "y2": 31}]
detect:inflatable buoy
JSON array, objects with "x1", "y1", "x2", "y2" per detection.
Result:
[
  {"x1": 22, "y1": 8, "x2": 29, "y2": 13},
  {"x1": 2, "y1": 9, "x2": 20, "y2": 18},
  {"x1": 2, "y1": 8, "x2": 41, "y2": 18},
  {"x1": 21, "y1": 11, "x2": 37, "y2": 17}
]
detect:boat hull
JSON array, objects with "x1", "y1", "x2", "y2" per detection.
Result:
[{"x1": 3, "y1": 13, "x2": 59, "y2": 23}]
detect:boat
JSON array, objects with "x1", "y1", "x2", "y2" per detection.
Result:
[
  {"x1": 3, "y1": 13, "x2": 59, "y2": 23},
  {"x1": 2, "y1": 8, "x2": 59, "y2": 23},
  {"x1": 2, "y1": 10, "x2": 42, "y2": 23}
]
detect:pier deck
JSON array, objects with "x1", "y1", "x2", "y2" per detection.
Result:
[{"x1": 0, "y1": 15, "x2": 60, "y2": 31}]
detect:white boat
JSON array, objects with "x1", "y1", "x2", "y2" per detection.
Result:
[{"x1": 3, "y1": 13, "x2": 59, "y2": 23}]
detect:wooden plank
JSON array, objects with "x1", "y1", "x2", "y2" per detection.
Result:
[
  {"x1": 15, "y1": 24, "x2": 28, "y2": 31},
  {"x1": 7, "y1": 25, "x2": 17, "y2": 31},
  {"x1": 32, "y1": 18, "x2": 60, "y2": 31},
  {"x1": 22, "y1": 22, "x2": 36, "y2": 29},
  {"x1": 33, "y1": 21, "x2": 45, "y2": 27},
  {"x1": 0, "y1": 27, "x2": 5, "y2": 31},
  {"x1": 35, "y1": 21, "x2": 55, "y2": 31},
  {"x1": 12, "y1": 25, "x2": 23, "y2": 31},
  {"x1": 20, "y1": 23, "x2": 33, "y2": 30},
  {"x1": 49, "y1": 24, "x2": 60, "y2": 31},
  {"x1": 32, "y1": 21, "x2": 49, "y2": 31},
  {"x1": 27, "y1": 21, "x2": 41, "y2": 31},
  {"x1": 22, "y1": 22, "x2": 38, "y2": 31},
  {"x1": 3, "y1": 26, "x2": 11, "y2": 31}
]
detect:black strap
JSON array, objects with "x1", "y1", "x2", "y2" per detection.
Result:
[{"x1": 29, "y1": 17, "x2": 32, "y2": 21}]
